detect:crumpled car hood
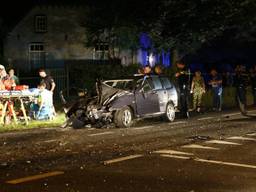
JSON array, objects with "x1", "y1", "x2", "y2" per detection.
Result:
[
  {"x1": 61, "y1": 80, "x2": 131, "y2": 129},
  {"x1": 97, "y1": 81, "x2": 128, "y2": 106}
]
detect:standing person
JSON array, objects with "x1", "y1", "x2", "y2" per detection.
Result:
[
  {"x1": 175, "y1": 61, "x2": 190, "y2": 118},
  {"x1": 154, "y1": 64, "x2": 163, "y2": 75},
  {"x1": 225, "y1": 71, "x2": 234, "y2": 87},
  {"x1": 30, "y1": 82, "x2": 54, "y2": 120},
  {"x1": 39, "y1": 69, "x2": 56, "y2": 116},
  {"x1": 8, "y1": 69, "x2": 19, "y2": 85},
  {"x1": 209, "y1": 69, "x2": 223, "y2": 111},
  {"x1": 190, "y1": 70, "x2": 206, "y2": 113},
  {"x1": 234, "y1": 64, "x2": 248, "y2": 113},
  {"x1": 137, "y1": 65, "x2": 152, "y2": 75},
  {"x1": 0, "y1": 65, "x2": 8, "y2": 81},
  {"x1": 0, "y1": 65, "x2": 13, "y2": 90},
  {"x1": 39, "y1": 69, "x2": 56, "y2": 92},
  {"x1": 0, "y1": 65, "x2": 7, "y2": 90},
  {"x1": 250, "y1": 64, "x2": 256, "y2": 106}
]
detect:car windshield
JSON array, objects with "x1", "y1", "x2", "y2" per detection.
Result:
[{"x1": 103, "y1": 79, "x2": 134, "y2": 90}]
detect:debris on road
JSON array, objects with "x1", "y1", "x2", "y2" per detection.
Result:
[{"x1": 187, "y1": 135, "x2": 212, "y2": 141}]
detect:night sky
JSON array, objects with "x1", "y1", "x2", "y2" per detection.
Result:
[
  {"x1": 1, "y1": 0, "x2": 255, "y2": 68},
  {"x1": 0, "y1": 1, "x2": 33, "y2": 26},
  {"x1": 0, "y1": 0, "x2": 84, "y2": 26}
]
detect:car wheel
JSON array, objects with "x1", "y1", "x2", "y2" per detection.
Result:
[
  {"x1": 114, "y1": 106, "x2": 133, "y2": 128},
  {"x1": 165, "y1": 102, "x2": 175, "y2": 122},
  {"x1": 69, "y1": 109, "x2": 85, "y2": 129},
  {"x1": 71, "y1": 117, "x2": 85, "y2": 129}
]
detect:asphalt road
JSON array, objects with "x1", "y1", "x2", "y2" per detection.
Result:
[{"x1": 1, "y1": 109, "x2": 256, "y2": 192}]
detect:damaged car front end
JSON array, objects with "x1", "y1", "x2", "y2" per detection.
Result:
[
  {"x1": 60, "y1": 79, "x2": 134, "y2": 128},
  {"x1": 61, "y1": 75, "x2": 178, "y2": 129}
]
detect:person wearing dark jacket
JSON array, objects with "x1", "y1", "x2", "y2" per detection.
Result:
[
  {"x1": 209, "y1": 69, "x2": 223, "y2": 111},
  {"x1": 175, "y1": 61, "x2": 190, "y2": 118},
  {"x1": 234, "y1": 64, "x2": 248, "y2": 112},
  {"x1": 39, "y1": 69, "x2": 56, "y2": 92},
  {"x1": 250, "y1": 65, "x2": 256, "y2": 106}
]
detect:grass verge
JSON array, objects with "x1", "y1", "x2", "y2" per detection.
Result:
[{"x1": 0, "y1": 113, "x2": 66, "y2": 133}]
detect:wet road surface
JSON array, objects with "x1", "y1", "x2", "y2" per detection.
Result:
[{"x1": 1, "y1": 109, "x2": 256, "y2": 192}]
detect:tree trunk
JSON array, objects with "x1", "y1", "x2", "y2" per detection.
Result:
[
  {"x1": 171, "y1": 49, "x2": 179, "y2": 70},
  {"x1": 131, "y1": 49, "x2": 135, "y2": 65}
]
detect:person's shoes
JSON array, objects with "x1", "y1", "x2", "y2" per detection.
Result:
[{"x1": 180, "y1": 112, "x2": 189, "y2": 118}]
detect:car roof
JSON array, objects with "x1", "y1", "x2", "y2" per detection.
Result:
[{"x1": 103, "y1": 74, "x2": 169, "y2": 82}]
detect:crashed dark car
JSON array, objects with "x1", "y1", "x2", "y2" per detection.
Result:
[{"x1": 60, "y1": 75, "x2": 178, "y2": 128}]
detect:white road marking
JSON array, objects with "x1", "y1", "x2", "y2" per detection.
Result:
[
  {"x1": 133, "y1": 126, "x2": 155, "y2": 130},
  {"x1": 6, "y1": 171, "x2": 64, "y2": 184},
  {"x1": 43, "y1": 139, "x2": 58, "y2": 143},
  {"x1": 153, "y1": 150, "x2": 194, "y2": 156},
  {"x1": 195, "y1": 158, "x2": 256, "y2": 169},
  {"x1": 205, "y1": 140, "x2": 241, "y2": 145},
  {"x1": 181, "y1": 144, "x2": 219, "y2": 150},
  {"x1": 246, "y1": 133, "x2": 256, "y2": 136},
  {"x1": 161, "y1": 155, "x2": 256, "y2": 170},
  {"x1": 227, "y1": 136, "x2": 256, "y2": 141},
  {"x1": 161, "y1": 154, "x2": 191, "y2": 160},
  {"x1": 88, "y1": 131, "x2": 114, "y2": 137},
  {"x1": 197, "y1": 117, "x2": 214, "y2": 121},
  {"x1": 103, "y1": 154, "x2": 143, "y2": 165},
  {"x1": 169, "y1": 121, "x2": 186, "y2": 125},
  {"x1": 87, "y1": 128, "x2": 96, "y2": 131},
  {"x1": 222, "y1": 112, "x2": 240, "y2": 117}
]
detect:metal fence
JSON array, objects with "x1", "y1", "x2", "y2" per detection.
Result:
[
  {"x1": 17, "y1": 59, "x2": 123, "y2": 101},
  {"x1": 19, "y1": 68, "x2": 68, "y2": 101}
]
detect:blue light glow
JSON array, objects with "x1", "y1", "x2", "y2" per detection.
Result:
[
  {"x1": 139, "y1": 33, "x2": 171, "y2": 67},
  {"x1": 139, "y1": 33, "x2": 151, "y2": 49}
]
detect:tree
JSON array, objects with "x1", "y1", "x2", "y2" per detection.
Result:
[
  {"x1": 82, "y1": 0, "x2": 161, "y2": 60},
  {"x1": 82, "y1": 0, "x2": 256, "y2": 62},
  {"x1": 150, "y1": 0, "x2": 256, "y2": 56},
  {"x1": 0, "y1": 17, "x2": 8, "y2": 64}
]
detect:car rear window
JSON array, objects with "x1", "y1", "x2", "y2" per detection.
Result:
[
  {"x1": 160, "y1": 77, "x2": 173, "y2": 89},
  {"x1": 150, "y1": 76, "x2": 163, "y2": 90}
]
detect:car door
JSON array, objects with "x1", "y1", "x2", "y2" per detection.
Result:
[
  {"x1": 160, "y1": 76, "x2": 178, "y2": 107},
  {"x1": 150, "y1": 76, "x2": 169, "y2": 113},
  {"x1": 135, "y1": 77, "x2": 159, "y2": 115}
]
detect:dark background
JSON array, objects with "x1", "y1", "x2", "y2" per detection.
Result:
[{"x1": 1, "y1": 0, "x2": 256, "y2": 72}]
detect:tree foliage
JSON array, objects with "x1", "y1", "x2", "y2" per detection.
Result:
[
  {"x1": 150, "y1": 0, "x2": 256, "y2": 53},
  {"x1": 82, "y1": 0, "x2": 160, "y2": 59},
  {"x1": 82, "y1": 0, "x2": 256, "y2": 57},
  {"x1": 0, "y1": 17, "x2": 8, "y2": 64}
]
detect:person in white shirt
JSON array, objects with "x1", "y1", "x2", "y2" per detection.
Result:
[{"x1": 32, "y1": 82, "x2": 54, "y2": 120}]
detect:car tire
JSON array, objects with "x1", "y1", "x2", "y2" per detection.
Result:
[
  {"x1": 114, "y1": 106, "x2": 133, "y2": 128},
  {"x1": 71, "y1": 117, "x2": 85, "y2": 129},
  {"x1": 165, "y1": 102, "x2": 175, "y2": 122}
]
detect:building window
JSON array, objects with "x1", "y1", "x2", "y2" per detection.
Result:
[
  {"x1": 35, "y1": 15, "x2": 47, "y2": 33},
  {"x1": 29, "y1": 43, "x2": 46, "y2": 69},
  {"x1": 93, "y1": 43, "x2": 109, "y2": 60}
]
